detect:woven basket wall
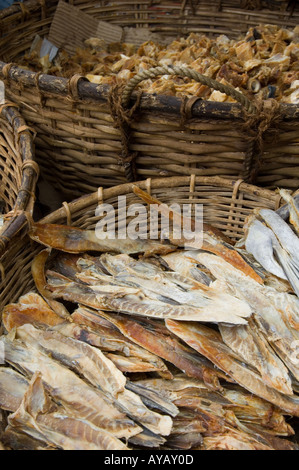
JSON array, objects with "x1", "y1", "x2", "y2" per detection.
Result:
[
  {"x1": 0, "y1": 102, "x2": 39, "y2": 257},
  {"x1": 0, "y1": 0, "x2": 298, "y2": 199},
  {"x1": 0, "y1": 175, "x2": 282, "y2": 312}
]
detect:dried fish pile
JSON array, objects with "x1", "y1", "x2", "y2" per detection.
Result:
[
  {"x1": 1, "y1": 188, "x2": 299, "y2": 450},
  {"x1": 19, "y1": 24, "x2": 299, "y2": 103},
  {"x1": 245, "y1": 190, "x2": 299, "y2": 297}
]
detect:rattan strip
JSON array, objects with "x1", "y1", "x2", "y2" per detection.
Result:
[{"x1": 0, "y1": 103, "x2": 39, "y2": 256}]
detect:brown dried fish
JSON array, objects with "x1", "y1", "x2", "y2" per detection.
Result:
[
  {"x1": 166, "y1": 320, "x2": 299, "y2": 417},
  {"x1": 132, "y1": 186, "x2": 264, "y2": 284},
  {"x1": 2, "y1": 292, "x2": 65, "y2": 332},
  {"x1": 29, "y1": 223, "x2": 175, "y2": 256},
  {"x1": 55, "y1": 320, "x2": 171, "y2": 378},
  {"x1": 79, "y1": 308, "x2": 222, "y2": 390}
]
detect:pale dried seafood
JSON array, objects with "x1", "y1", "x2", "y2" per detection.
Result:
[
  {"x1": 245, "y1": 192, "x2": 299, "y2": 297},
  {"x1": 18, "y1": 24, "x2": 299, "y2": 103},
  {"x1": 1, "y1": 193, "x2": 299, "y2": 449}
]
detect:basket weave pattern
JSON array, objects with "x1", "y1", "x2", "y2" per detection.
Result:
[
  {"x1": 0, "y1": 175, "x2": 281, "y2": 312},
  {"x1": 0, "y1": 102, "x2": 38, "y2": 257},
  {"x1": 0, "y1": 0, "x2": 298, "y2": 197}
]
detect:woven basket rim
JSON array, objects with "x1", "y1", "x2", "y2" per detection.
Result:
[
  {"x1": 0, "y1": 102, "x2": 39, "y2": 256},
  {"x1": 1, "y1": 62, "x2": 298, "y2": 122},
  {"x1": 1, "y1": 0, "x2": 299, "y2": 121},
  {"x1": 40, "y1": 175, "x2": 281, "y2": 224},
  {"x1": 0, "y1": 175, "x2": 282, "y2": 310}
]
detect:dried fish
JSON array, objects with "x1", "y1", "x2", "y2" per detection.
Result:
[
  {"x1": 183, "y1": 251, "x2": 299, "y2": 383},
  {"x1": 166, "y1": 320, "x2": 299, "y2": 417},
  {"x1": 47, "y1": 266, "x2": 251, "y2": 324},
  {"x1": 222, "y1": 387, "x2": 294, "y2": 436},
  {"x1": 126, "y1": 381, "x2": 179, "y2": 417},
  {"x1": 279, "y1": 189, "x2": 299, "y2": 235},
  {"x1": 245, "y1": 218, "x2": 288, "y2": 280},
  {"x1": 29, "y1": 223, "x2": 175, "y2": 256},
  {"x1": 219, "y1": 319, "x2": 293, "y2": 396},
  {"x1": 133, "y1": 186, "x2": 263, "y2": 284},
  {"x1": 159, "y1": 251, "x2": 213, "y2": 286},
  {"x1": 31, "y1": 249, "x2": 71, "y2": 319},
  {"x1": 55, "y1": 321, "x2": 172, "y2": 377},
  {"x1": 0, "y1": 368, "x2": 29, "y2": 412},
  {"x1": 2, "y1": 292, "x2": 65, "y2": 332},
  {"x1": 202, "y1": 428, "x2": 273, "y2": 451},
  {"x1": 78, "y1": 308, "x2": 222, "y2": 390},
  {"x1": 15, "y1": 324, "x2": 173, "y2": 437},
  {"x1": 19, "y1": 24, "x2": 299, "y2": 103},
  {"x1": 0, "y1": 334, "x2": 141, "y2": 439},
  {"x1": 7, "y1": 373, "x2": 129, "y2": 450}
]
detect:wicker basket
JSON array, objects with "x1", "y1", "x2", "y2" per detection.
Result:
[
  {"x1": 0, "y1": 1, "x2": 299, "y2": 199},
  {"x1": 0, "y1": 175, "x2": 283, "y2": 312},
  {"x1": 0, "y1": 101, "x2": 39, "y2": 258}
]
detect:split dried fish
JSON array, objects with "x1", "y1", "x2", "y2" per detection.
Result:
[
  {"x1": 245, "y1": 205, "x2": 299, "y2": 297},
  {"x1": 15, "y1": 323, "x2": 173, "y2": 437},
  {"x1": 29, "y1": 223, "x2": 175, "y2": 257},
  {"x1": 0, "y1": 333, "x2": 141, "y2": 439},
  {"x1": 46, "y1": 265, "x2": 251, "y2": 324},
  {"x1": 279, "y1": 189, "x2": 299, "y2": 235},
  {"x1": 187, "y1": 251, "x2": 299, "y2": 382},
  {"x1": 166, "y1": 320, "x2": 299, "y2": 417},
  {"x1": 70, "y1": 307, "x2": 222, "y2": 390},
  {"x1": 2, "y1": 199, "x2": 299, "y2": 449},
  {"x1": 7, "y1": 373, "x2": 130, "y2": 451},
  {"x1": 133, "y1": 186, "x2": 263, "y2": 284}
]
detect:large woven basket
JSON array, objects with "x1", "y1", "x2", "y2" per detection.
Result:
[
  {"x1": 0, "y1": 101, "x2": 39, "y2": 258},
  {"x1": 0, "y1": 0, "x2": 299, "y2": 198},
  {"x1": 0, "y1": 175, "x2": 283, "y2": 312}
]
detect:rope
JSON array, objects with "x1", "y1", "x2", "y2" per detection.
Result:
[
  {"x1": 122, "y1": 65, "x2": 256, "y2": 113},
  {"x1": 242, "y1": 98, "x2": 281, "y2": 183},
  {"x1": 109, "y1": 83, "x2": 142, "y2": 183},
  {"x1": 3, "y1": 209, "x2": 23, "y2": 220}
]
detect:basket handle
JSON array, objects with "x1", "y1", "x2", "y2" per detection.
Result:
[{"x1": 121, "y1": 65, "x2": 256, "y2": 114}]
